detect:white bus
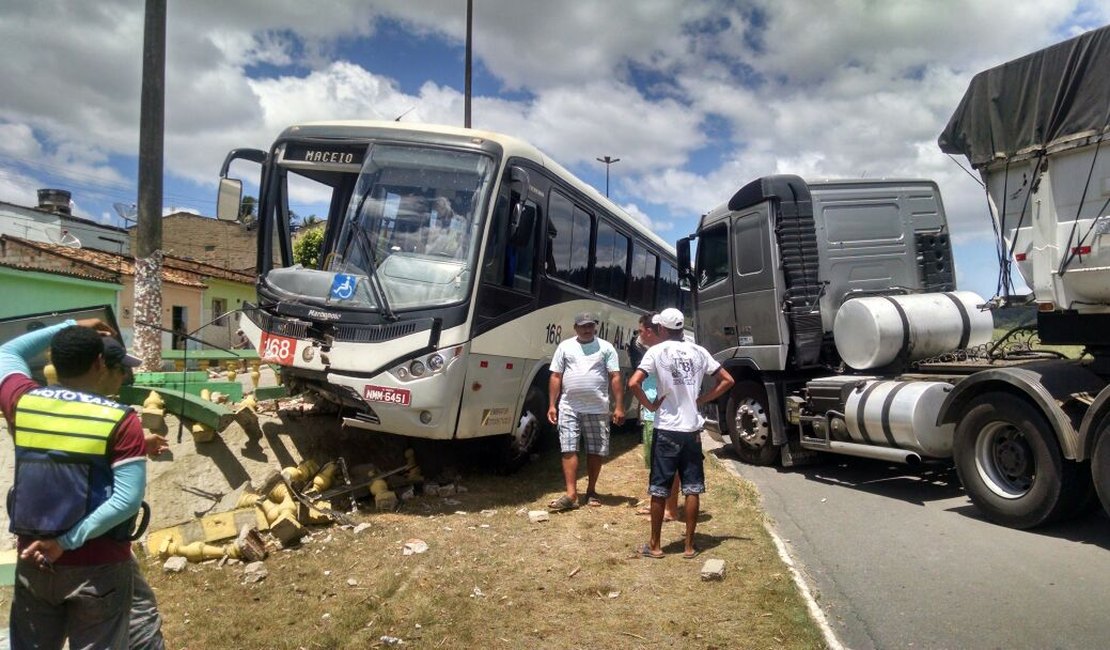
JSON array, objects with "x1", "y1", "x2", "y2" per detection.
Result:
[{"x1": 218, "y1": 121, "x2": 682, "y2": 468}]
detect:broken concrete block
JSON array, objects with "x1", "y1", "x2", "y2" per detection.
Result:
[
  {"x1": 528, "y1": 510, "x2": 550, "y2": 523},
  {"x1": 375, "y1": 491, "x2": 398, "y2": 512},
  {"x1": 190, "y1": 421, "x2": 217, "y2": 443},
  {"x1": 163, "y1": 556, "x2": 188, "y2": 573},
  {"x1": 269, "y1": 512, "x2": 306, "y2": 546},
  {"x1": 352, "y1": 522, "x2": 372, "y2": 535},
  {"x1": 700, "y1": 558, "x2": 726, "y2": 580},
  {"x1": 242, "y1": 561, "x2": 268, "y2": 584},
  {"x1": 235, "y1": 526, "x2": 267, "y2": 562},
  {"x1": 141, "y1": 407, "x2": 166, "y2": 433}
]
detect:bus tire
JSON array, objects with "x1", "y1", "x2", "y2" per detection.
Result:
[
  {"x1": 953, "y1": 393, "x2": 1087, "y2": 529},
  {"x1": 1093, "y1": 426, "x2": 1110, "y2": 519},
  {"x1": 726, "y1": 381, "x2": 779, "y2": 466},
  {"x1": 496, "y1": 386, "x2": 547, "y2": 474}
]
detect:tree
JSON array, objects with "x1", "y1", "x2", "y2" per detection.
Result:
[
  {"x1": 240, "y1": 195, "x2": 257, "y2": 220},
  {"x1": 293, "y1": 227, "x2": 324, "y2": 269}
]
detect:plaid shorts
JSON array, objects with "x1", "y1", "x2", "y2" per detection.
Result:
[{"x1": 558, "y1": 405, "x2": 610, "y2": 456}]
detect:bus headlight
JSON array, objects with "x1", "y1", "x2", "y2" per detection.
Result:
[
  {"x1": 428, "y1": 353, "x2": 445, "y2": 371},
  {"x1": 409, "y1": 360, "x2": 426, "y2": 377}
]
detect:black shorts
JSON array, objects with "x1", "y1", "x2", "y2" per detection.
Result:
[{"x1": 648, "y1": 428, "x2": 705, "y2": 497}]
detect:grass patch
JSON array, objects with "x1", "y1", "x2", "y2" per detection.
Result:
[{"x1": 1, "y1": 431, "x2": 825, "y2": 649}]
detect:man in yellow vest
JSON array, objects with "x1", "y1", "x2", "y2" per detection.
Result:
[{"x1": 2, "y1": 319, "x2": 147, "y2": 649}]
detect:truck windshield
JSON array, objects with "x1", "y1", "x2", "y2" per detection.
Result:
[{"x1": 268, "y1": 144, "x2": 495, "y2": 312}]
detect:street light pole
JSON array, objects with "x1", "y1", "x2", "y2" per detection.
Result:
[
  {"x1": 464, "y1": 0, "x2": 472, "y2": 128},
  {"x1": 596, "y1": 156, "x2": 620, "y2": 197}
]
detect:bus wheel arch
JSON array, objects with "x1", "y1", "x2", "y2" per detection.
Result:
[{"x1": 496, "y1": 368, "x2": 551, "y2": 473}]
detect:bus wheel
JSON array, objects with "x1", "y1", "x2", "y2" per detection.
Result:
[
  {"x1": 1093, "y1": 426, "x2": 1110, "y2": 518},
  {"x1": 953, "y1": 393, "x2": 1087, "y2": 528},
  {"x1": 497, "y1": 387, "x2": 547, "y2": 474},
  {"x1": 726, "y1": 381, "x2": 779, "y2": 466}
]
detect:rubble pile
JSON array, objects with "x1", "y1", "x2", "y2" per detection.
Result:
[{"x1": 143, "y1": 448, "x2": 442, "y2": 571}]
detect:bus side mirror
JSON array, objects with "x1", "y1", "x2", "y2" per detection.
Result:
[
  {"x1": 510, "y1": 166, "x2": 531, "y2": 195},
  {"x1": 216, "y1": 178, "x2": 243, "y2": 222},
  {"x1": 677, "y1": 236, "x2": 693, "y2": 284},
  {"x1": 510, "y1": 203, "x2": 535, "y2": 247}
]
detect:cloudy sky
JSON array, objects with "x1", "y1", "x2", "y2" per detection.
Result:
[{"x1": 1, "y1": 0, "x2": 1107, "y2": 298}]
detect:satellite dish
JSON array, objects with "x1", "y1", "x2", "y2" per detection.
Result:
[{"x1": 113, "y1": 202, "x2": 138, "y2": 224}]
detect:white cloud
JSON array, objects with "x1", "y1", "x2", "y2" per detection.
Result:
[{"x1": 0, "y1": 0, "x2": 1101, "y2": 275}]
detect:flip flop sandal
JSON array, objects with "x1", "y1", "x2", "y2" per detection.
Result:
[
  {"x1": 682, "y1": 548, "x2": 701, "y2": 559},
  {"x1": 637, "y1": 543, "x2": 664, "y2": 559},
  {"x1": 547, "y1": 495, "x2": 579, "y2": 512},
  {"x1": 585, "y1": 494, "x2": 602, "y2": 507}
]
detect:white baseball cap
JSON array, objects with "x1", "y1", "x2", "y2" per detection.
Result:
[{"x1": 652, "y1": 308, "x2": 684, "y2": 330}]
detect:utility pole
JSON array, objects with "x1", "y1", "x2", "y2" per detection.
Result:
[
  {"x1": 464, "y1": 0, "x2": 473, "y2": 128},
  {"x1": 134, "y1": 0, "x2": 165, "y2": 371},
  {"x1": 596, "y1": 156, "x2": 620, "y2": 197}
]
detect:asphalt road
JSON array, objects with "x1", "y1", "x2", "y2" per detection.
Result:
[{"x1": 706, "y1": 438, "x2": 1110, "y2": 650}]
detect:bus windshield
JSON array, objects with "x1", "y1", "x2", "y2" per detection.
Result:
[{"x1": 268, "y1": 143, "x2": 495, "y2": 312}]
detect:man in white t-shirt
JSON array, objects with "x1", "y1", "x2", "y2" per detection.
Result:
[
  {"x1": 546, "y1": 311, "x2": 625, "y2": 511},
  {"x1": 628, "y1": 307, "x2": 734, "y2": 559}
]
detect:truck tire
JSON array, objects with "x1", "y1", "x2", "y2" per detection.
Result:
[
  {"x1": 496, "y1": 386, "x2": 547, "y2": 474},
  {"x1": 1093, "y1": 427, "x2": 1110, "y2": 518},
  {"x1": 953, "y1": 393, "x2": 1087, "y2": 529},
  {"x1": 726, "y1": 381, "x2": 779, "y2": 466}
]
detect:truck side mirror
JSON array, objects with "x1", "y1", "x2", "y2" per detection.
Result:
[
  {"x1": 677, "y1": 236, "x2": 694, "y2": 284},
  {"x1": 216, "y1": 177, "x2": 243, "y2": 222}
]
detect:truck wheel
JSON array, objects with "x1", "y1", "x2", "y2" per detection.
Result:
[
  {"x1": 726, "y1": 381, "x2": 779, "y2": 466},
  {"x1": 953, "y1": 393, "x2": 1084, "y2": 528},
  {"x1": 496, "y1": 386, "x2": 547, "y2": 474},
  {"x1": 1093, "y1": 427, "x2": 1110, "y2": 518}
]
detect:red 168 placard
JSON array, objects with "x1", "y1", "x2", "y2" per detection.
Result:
[{"x1": 259, "y1": 332, "x2": 297, "y2": 365}]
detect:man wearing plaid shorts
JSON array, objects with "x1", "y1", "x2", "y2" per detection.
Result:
[{"x1": 546, "y1": 312, "x2": 625, "y2": 511}]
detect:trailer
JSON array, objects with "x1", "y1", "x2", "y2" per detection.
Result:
[{"x1": 677, "y1": 25, "x2": 1110, "y2": 529}]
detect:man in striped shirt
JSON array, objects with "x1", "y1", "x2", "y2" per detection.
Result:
[{"x1": 546, "y1": 312, "x2": 625, "y2": 511}]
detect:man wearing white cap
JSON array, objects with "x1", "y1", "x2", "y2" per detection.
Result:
[
  {"x1": 546, "y1": 311, "x2": 624, "y2": 511},
  {"x1": 628, "y1": 307, "x2": 734, "y2": 559}
]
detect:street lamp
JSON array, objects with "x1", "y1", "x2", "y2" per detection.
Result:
[{"x1": 596, "y1": 156, "x2": 621, "y2": 197}]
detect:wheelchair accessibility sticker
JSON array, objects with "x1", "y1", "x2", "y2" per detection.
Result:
[{"x1": 329, "y1": 273, "x2": 358, "y2": 300}]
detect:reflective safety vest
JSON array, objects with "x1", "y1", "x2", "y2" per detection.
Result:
[{"x1": 8, "y1": 385, "x2": 135, "y2": 540}]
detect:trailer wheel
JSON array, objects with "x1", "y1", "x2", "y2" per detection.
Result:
[
  {"x1": 1093, "y1": 427, "x2": 1110, "y2": 518},
  {"x1": 953, "y1": 393, "x2": 1084, "y2": 528},
  {"x1": 726, "y1": 381, "x2": 779, "y2": 466},
  {"x1": 496, "y1": 386, "x2": 547, "y2": 474}
]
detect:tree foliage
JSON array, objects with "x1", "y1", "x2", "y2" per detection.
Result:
[{"x1": 293, "y1": 227, "x2": 325, "y2": 269}]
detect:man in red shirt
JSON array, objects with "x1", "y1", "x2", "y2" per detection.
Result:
[{"x1": 2, "y1": 319, "x2": 147, "y2": 649}]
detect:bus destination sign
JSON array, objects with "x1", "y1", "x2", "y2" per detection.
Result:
[{"x1": 284, "y1": 143, "x2": 366, "y2": 167}]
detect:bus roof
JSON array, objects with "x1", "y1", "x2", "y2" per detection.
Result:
[{"x1": 280, "y1": 120, "x2": 675, "y2": 256}]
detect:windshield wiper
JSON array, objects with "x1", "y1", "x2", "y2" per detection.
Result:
[
  {"x1": 348, "y1": 225, "x2": 397, "y2": 321},
  {"x1": 335, "y1": 189, "x2": 397, "y2": 322}
]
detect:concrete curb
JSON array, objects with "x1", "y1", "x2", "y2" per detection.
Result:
[{"x1": 703, "y1": 432, "x2": 844, "y2": 650}]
